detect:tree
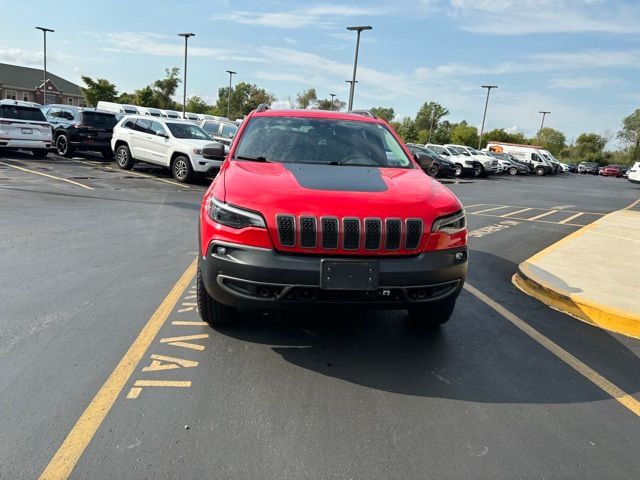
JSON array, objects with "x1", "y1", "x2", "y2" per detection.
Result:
[
  {"x1": 415, "y1": 101, "x2": 449, "y2": 132},
  {"x1": 316, "y1": 97, "x2": 346, "y2": 111},
  {"x1": 575, "y1": 133, "x2": 607, "y2": 156},
  {"x1": 213, "y1": 82, "x2": 276, "y2": 120},
  {"x1": 117, "y1": 92, "x2": 135, "y2": 104},
  {"x1": 134, "y1": 86, "x2": 159, "y2": 108},
  {"x1": 537, "y1": 127, "x2": 566, "y2": 156},
  {"x1": 80, "y1": 76, "x2": 117, "y2": 107},
  {"x1": 618, "y1": 109, "x2": 640, "y2": 161},
  {"x1": 450, "y1": 121, "x2": 479, "y2": 147},
  {"x1": 392, "y1": 117, "x2": 419, "y2": 143},
  {"x1": 185, "y1": 96, "x2": 211, "y2": 114},
  {"x1": 296, "y1": 88, "x2": 317, "y2": 109},
  {"x1": 370, "y1": 107, "x2": 395, "y2": 122},
  {"x1": 153, "y1": 67, "x2": 181, "y2": 109},
  {"x1": 431, "y1": 120, "x2": 454, "y2": 145}
]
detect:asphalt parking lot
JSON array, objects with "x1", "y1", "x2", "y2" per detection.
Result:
[{"x1": 1, "y1": 152, "x2": 640, "y2": 479}]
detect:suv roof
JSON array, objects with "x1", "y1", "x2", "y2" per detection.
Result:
[
  {"x1": 249, "y1": 108, "x2": 381, "y2": 124},
  {"x1": 119, "y1": 114, "x2": 191, "y2": 124},
  {"x1": 0, "y1": 99, "x2": 41, "y2": 108},
  {"x1": 44, "y1": 104, "x2": 116, "y2": 115}
]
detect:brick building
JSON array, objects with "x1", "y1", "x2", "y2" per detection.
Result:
[{"x1": 0, "y1": 62, "x2": 85, "y2": 106}]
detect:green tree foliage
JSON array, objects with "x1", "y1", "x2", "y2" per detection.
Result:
[
  {"x1": 450, "y1": 121, "x2": 479, "y2": 147},
  {"x1": 316, "y1": 97, "x2": 346, "y2": 111},
  {"x1": 482, "y1": 128, "x2": 528, "y2": 147},
  {"x1": 431, "y1": 120, "x2": 454, "y2": 145},
  {"x1": 537, "y1": 127, "x2": 567, "y2": 156},
  {"x1": 185, "y1": 96, "x2": 211, "y2": 114},
  {"x1": 391, "y1": 117, "x2": 419, "y2": 143},
  {"x1": 117, "y1": 92, "x2": 135, "y2": 104},
  {"x1": 134, "y1": 86, "x2": 159, "y2": 108},
  {"x1": 80, "y1": 76, "x2": 118, "y2": 106},
  {"x1": 617, "y1": 109, "x2": 640, "y2": 161},
  {"x1": 574, "y1": 132, "x2": 607, "y2": 156},
  {"x1": 370, "y1": 107, "x2": 395, "y2": 122},
  {"x1": 153, "y1": 67, "x2": 181, "y2": 109},
  {"x1": 296, "y1": 88, "x2": 317, "y2": 109},
  {"x1": 213, "y1": 82, "x2": 276, "y2": 120},
  {"x1": 414, "y1": 101, "x2": 449, "y2": 132}
]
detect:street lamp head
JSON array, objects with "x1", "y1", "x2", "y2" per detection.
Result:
[
  {"x1": 481, "y1": 85, "x2": 498, "y2": 89},
  {"x1": 539, "y1": 111, "x2": 551, "y2": 114},
  {"x1": 346, "y1": 25, "x2": 372, "y2": 31},
  {"x1": 226, "y1": 70, "x2": 237, "y2": 75},
  {"x1": 178, "y1": 32, "x2": 195, "y2": 38},
  {"x1": 35, "y1": 26, "x2": 55, "y2": 33}
]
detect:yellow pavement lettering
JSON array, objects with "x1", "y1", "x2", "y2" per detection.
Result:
[
  {"x1": 464, "y1": 282, "x2": 640, "y2": 418},
  {"x1": 160, "y1": 334, "x2": 209, "y2": 351},
  {"x1": 38, "y1": 258, "x2": 197, "y2": 480},
  {"x1": 142, "y1": 354, "x2": 199, "y2": 372},
  {"x1": 172, "y1": 320, "x2": 208, "y2": 326},
  {"x1": 0, "y1": 161, "x2": 94, "y2": 190},
  {"x1": 126, "y1": 380, "x2": 192, "y2": 399}
]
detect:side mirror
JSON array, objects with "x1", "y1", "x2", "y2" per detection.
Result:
[
  {"x1": 156, "y1": 131, "x2": 168, "y2": 138},
  {"x1": 202, "y1": 142, "x2": 226, "y2": 160}
]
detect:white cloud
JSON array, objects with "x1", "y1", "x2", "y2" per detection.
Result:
[
  {"x1": 212, "y1": 4, "x2": 383, "y2": 29},
  {"x1": 548, "y1": 76, "x2": 619, "y2": 89}
]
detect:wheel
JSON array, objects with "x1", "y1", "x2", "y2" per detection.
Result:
[
  {"x1": 426, "y1": 164, "x2": 439, "y2": 177},
  {"x1": 407, "y1": 300, "x2": 456, "y2": 328},
  {"x1": 100, "y1": 148, "x2": 113, "y2": 160},
  {"x1": 55, "y1": 134, "x2": 74, "y2": 157},
  {"x1": 454, "y1": 164, "x2": 463, "y2": 177},
  {"x1": 535, "y1": 166, "x2": 545, "y2": 176},
  {"x1": 475, "y1": 165, "x2": 484, "y2": 177},
  {"x1": 197, "y1": 266, "x2": 236, "y2": 326},
  {"x1": 30, "y1": 149, "x2": 49, "y2": 158},
  {"x1": 115, "y1": 144, "x2": 134, "y2": 169},
  {"x1": 172, "y1": 155, "x2": 194, "y2": 183},
  {"x1": 509, "y1": 166, "x2": 518, "y2": 175}
]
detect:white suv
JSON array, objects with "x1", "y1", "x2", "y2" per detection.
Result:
[
  {"x1": 0, "y1": 99, "x2": 52, "y2": 157},
  {"x1": 110, "y1": 115, "x2": 225, "y2": 183}
]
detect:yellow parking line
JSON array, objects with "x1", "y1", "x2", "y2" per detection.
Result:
[
  {"x1": 558, "y1": 212, "x2": 584, "y2": 224},
  {"x1": 464, "y1": 282, "x2": 640, "y2": 417},
  {"x1": 526, "y1": 210, "x2": 558, "y2": 221},
  {"x1": 38, "y1": 258, "x2": 197, "y2": 480},
  {"x1": 501, "y1": 207, "x2": 533, "y2": 218},
  {"x1": 0, "y1": 161, "x2": 93, "y2": 190}
]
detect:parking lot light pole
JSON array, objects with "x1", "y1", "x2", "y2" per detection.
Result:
[
  {"x1": 35, "y1": 26, "x2": 54, "y2": 106},
  {"x1": 538, "y1": 111, "x2": 551, "y2": 141},
  {"x1": 478, "y1": 85, "x2": 497, "y2": 149},
  {"x1": 346, "y1": 25, "x2": 372, "y2": 111},
  {"x1": 329, "y1": 93, "x2": 336, "y2": 110},
  {"x1": 225, "y1": 70, "x2": 236, "y2": 118},
  {"x1": 178, "y1": 33, "x2": 195, "y2": 119}
]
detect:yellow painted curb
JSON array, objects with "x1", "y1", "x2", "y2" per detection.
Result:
[{"x1": 513, "y1": 270, "x2": 640, "y2": 340}]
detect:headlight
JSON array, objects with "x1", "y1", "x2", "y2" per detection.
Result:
[
  {"x1": 431, "y1": 210, "x2": 466, "y2": 234},
  {"x1": 193, "y1": 148, "x2": 203, "y2": 155},
  {"x1": 206, "y1": 197, "x2": 266, "y2": 229}
]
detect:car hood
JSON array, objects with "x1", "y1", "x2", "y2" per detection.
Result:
[{"x1": 220, "y1": 160, "x2": 462, "y2": 223}]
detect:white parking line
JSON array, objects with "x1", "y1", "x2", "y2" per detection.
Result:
[
  {"x1": 471, "y1": 205, "x2": 511, "y2": 214},
  {"x1": 0, "y1": 161, "x2": 94, "y2": 190},
  {"x1": 526, "y1": 210, "x2": 558, "y2": 221},
  {"x1": 501, "y1": 207, "x2": 533, "y2": 218},
  {"x1": 558, "y1": 212, "x2": 584, "y2": 224}
]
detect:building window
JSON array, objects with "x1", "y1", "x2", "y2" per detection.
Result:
[
  {"x1": 68, "y1": 97, "x2": 74, "y2": 105},
  {"x1": 5, "y1": 90, "x2": 17, "y2": 100},
  {"x1": 22, "y1": 92, "x2": 31, "y2": 102}
]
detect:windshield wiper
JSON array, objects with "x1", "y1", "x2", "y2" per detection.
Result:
[
  {"x1": 328, "y1": 161, "x2": 344, "y2": 166},
  {"x1": 235, "y1": 155, "x2": 270, "y2": 162}
]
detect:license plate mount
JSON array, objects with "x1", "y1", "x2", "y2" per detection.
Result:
[{"x1": 320, "y1": 260, "x2": 379, "y2": 291}]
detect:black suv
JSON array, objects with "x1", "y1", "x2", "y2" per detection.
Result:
[
  {"x1": 41, "y1": 105, "x2": 118, "y2": 158},
  {"x1": 406, "y1": 143, "x2": 456, "y2": 177}
]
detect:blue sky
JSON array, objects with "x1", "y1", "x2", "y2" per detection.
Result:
[{"x1": 2, "y1": 0, "x2": 639, "y2": 143}]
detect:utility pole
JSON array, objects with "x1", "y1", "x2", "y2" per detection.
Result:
[
  {"x1": 346, "y1": 25, "x2": 372, "y2": 110},
  {"x1": 329, "y1": 93, "x2": 336, "y2": 110},
  {"x1": 428, "y1": 110, "x2": 436, "y2": 143},
  {"x1": 478, "y1": 85, "x2": 498, "y2": 149},
  {"x1": 178, "y1": 33, "x2": 195, "y2": 119},
  {"x1": 225, "y1": 70, "x2": 236, "y2": 118},
  {"x1": 35, "y1": 26, "x2": 54, "y2": 105},
  {"x1": 538, "y1": 111, "x2": 551, "y2": 142}
]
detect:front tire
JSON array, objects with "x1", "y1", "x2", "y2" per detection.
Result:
[
  {"x1": 426, "y1": 164, "x2": 439, "y2": 177},
  {"x1": 407, "y1": 300, "x2": 456, "y2": 328},
  {"x1": 197, "y1": 266, "x2": 236, "y2": 326},
  {"x1": 535, "y1": 166, "x2": 545, "y2": 176},
  {"x1": 509, "y1": 166, "x2": 518, "y2": 175},
  {"x1": 31, "y1": 149, "x2": 49, "y2": 158},
  {"x1": 172, "y1": 155, "x2": 194, "y2": 183},
  {"x1": 115, "y1": 144, "x2": 134, "y2": 169},
  {"x1": 56, "y1": 134, "x2": 74, "y2": 157},
  {"x1": 454, "y1": 164, "x2": 463, "y2": 177}
]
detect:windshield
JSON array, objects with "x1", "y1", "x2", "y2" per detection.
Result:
[
  {"x1": 123, "y1": 107, "x2": 138, "y2": 114},
  {"x1": 234, "y1": 116, "x2": 412, "y2": 168},
  {"x1": 450, "y1": 147, "x2": 469, "y2": 156},
  {"x1": 81, "y1": 111, "x2": 118, "y2": 128},
  {"x1": 166, "y1": 122, "x2": 213, "y2": 140},
  {"x1": 221, "y1": 123, "x2": 238, "y2": 138},
  {"x1": 0, "y1": 105, "x2": 46, "y2": 122}
]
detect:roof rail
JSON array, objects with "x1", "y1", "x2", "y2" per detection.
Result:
[
  {"x1": 348, "y1": 109, "x2": 376, "y2": 119},
  {"x1": 255, "y1": 103, "x2": 270, "y2": 113}
]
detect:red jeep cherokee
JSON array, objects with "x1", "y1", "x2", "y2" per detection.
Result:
[{"x1": 197, "y1": 106, "x2": 468, "y2": 327}]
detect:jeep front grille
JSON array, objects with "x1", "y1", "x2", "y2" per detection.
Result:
[{"x1": 275, "y1": 215, "x2": 424, "y2": 251}]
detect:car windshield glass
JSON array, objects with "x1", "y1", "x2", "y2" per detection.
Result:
[
  {"x1": 234, "y1": 116, "x2": 412, "y2": 168},
  {"x1": 123, "y1": 107, "x2": 138, "y2": 114},
  {"x1": 0, "y1": 105, "x2": 46, "y2": 122},
  {"x1": 221, "y1": 123, "x2": 238, "y2": 138},
  {"x1": 451, "y1": 147, "x2": 469, "y2": 155},
  {"x1": 81, "y1": 111, "x2": 118, "y2": 128},
  {"x1": 166, "y1": 122, "x2": 212, "y2": 140}
]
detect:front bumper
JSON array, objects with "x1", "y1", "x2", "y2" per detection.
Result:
[
  {"x1": 200, "y1": 241, "x2": 467, "y2": 309},
  {"x1": 192, "y1": 154, "x2": 223, "y2": 173}
]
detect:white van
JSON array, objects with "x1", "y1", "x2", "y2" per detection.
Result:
[
  {"x1": 627, "y1": 161, "x2": 640, "y2": 184},
  {"x1": 137, "y1": 106, "x2": 163, "y2": 117},
  {"x1": 486, "y1": 142, "x2": 553, "y2": 176},
  {"x1": 184, "y1": 112, "x2": 201, "y2": 123},
  {"x1": 96, "y1": 101, "x2": 140, "y2": 115},
  {"x1": 160, "y1": 109, "x2": 181, "y2": 119}
]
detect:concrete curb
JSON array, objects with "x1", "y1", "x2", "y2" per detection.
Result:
[{"x1": 513, "y1": 268, "x2": 640, "y2": 340}]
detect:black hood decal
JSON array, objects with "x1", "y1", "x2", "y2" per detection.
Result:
[{"x1": 283, "y1": 164, "x2": 388, "y2": 192}]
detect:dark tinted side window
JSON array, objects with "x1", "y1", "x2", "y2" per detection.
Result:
[
  {"x1": 122, "y1": 119, "x2": 136, "y2": 130},
  {"x1": 202, "y1": 121, "x2": 221, "y2": 135},
  {"x1": 0, "y1": 105, "x2": 47, "y2": 122},
  {"x1": 133, "y1": 118, "x2": 151, "y2": 133},
  {"x1": 81, "y1": 111, "x2": 118, "y2": 128}
]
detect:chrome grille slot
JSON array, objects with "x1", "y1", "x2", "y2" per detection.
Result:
[
  {"x1": 343, "y1": 218, "x2": 360, "y2": 250},
  {"x1": 276, "y1": 215, "x2": 295, "y2": 246},
  {"x1": 405, "y1": 219, "x2": 423, "y2": 250},
  {"x1": 385, "y1": 219, "x2": 401, "y2": 250},
  {"x1": 364, "y1": 219, "x2": 381, "y2": 250},
  {"x1": 300, "y1": 216, "x2": 317, "y2": 248},
  {"x1": 321, "y1": 217, "x2": 339, "y2": 249}
]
